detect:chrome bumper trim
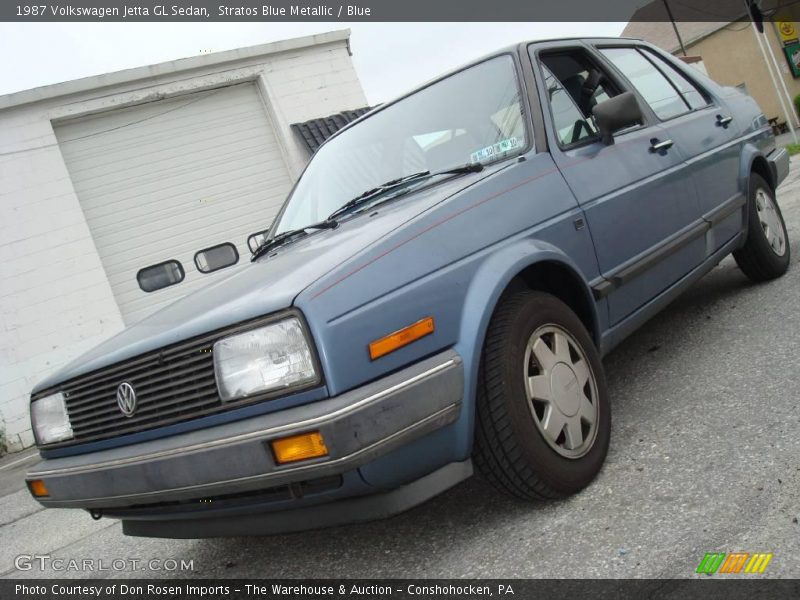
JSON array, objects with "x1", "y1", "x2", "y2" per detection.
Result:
[{"x1": 29, "y1": 357, "x2": 458, "y2": 479}]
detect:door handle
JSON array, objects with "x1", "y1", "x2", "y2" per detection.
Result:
[
  {"x1": 716, "y1": 114, "x2": 733, "y2": 127},
  {"x1": 649, "y1": 138, "x2": 674, "y2": 153}
]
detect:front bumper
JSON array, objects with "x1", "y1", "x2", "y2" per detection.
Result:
[{"x1": 27, "y1": 350, "x2": 464, "y2": 514}]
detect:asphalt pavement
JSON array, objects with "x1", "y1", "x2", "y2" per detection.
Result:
[{"x1": 2, "y1": 160, "x2": 800, "y2": 580}]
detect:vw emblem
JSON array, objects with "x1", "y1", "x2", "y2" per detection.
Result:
[{"x1": 116, "y1": 382, "x2": 137, "y2": 417}]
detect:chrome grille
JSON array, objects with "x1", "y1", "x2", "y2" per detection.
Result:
[{"x1": 60, "y1": 335, "x2": 219, "y2": 445}]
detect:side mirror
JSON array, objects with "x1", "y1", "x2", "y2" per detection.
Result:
[{"x1": 591, "y1": 91, "x2": 644, "y2": 145}]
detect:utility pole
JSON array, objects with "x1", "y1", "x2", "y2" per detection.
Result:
[{"x1": 662, "y1": 0, "x2": 687, "y2": 56}]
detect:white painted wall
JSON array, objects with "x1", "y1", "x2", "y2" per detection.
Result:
[
  {"x1": 0, "y1": 30, "x2": 367, "y2": 452},
  {"x1": 0, "y1": 117, "x2": 125, "y2": 452}
]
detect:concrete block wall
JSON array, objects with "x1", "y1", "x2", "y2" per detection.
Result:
[
  {"x1": 0, "y1": 30, "x2": 367, "y2": 452},
  {"x1": 259, "y1": 42, "x2": 370, "y2": 177},
  {"x1": 0, "y1": 117, "x2": 125, "y2": 453}
]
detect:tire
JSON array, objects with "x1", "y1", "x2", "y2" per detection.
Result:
[
  {"x1": 733, "y1": 173, "x2": 790, "y2": 282},
  {"x1": 473, "y1": 290, "x2": 610, "y2": 500}
]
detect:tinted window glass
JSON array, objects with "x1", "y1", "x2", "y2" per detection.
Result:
[
  {"x1": 275, "y1": 56, "x2": 527, "y2": 234},
  {"x1": 541, "y1": 64, "x2": 599, "y2": 146},
  {"x1": 195, "y1": 243, "x2": 239, "y2": 273},
  {"x1": 643, "y1": 49, "x2": 708, "y2": 110},
  {"x1": 538, "y1": 51, "x2": 619, "y2": 146},
  {"x1": 137, "y1": 260, "x2": 184, "y2": 292},
  {"x1": 601, "y1": 47, "x2": 689, "y2": 120}
]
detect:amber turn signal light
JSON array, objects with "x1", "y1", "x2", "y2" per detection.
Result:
[
  {"x1": 369, "y1": 317, "x2": 435, "y2": 360},
  {"x1": 271, "y1": 431, "x2": 329, "y2": 465},
  {"x1": 28, "y1": 479, "x2": 49, "y2": 498}
]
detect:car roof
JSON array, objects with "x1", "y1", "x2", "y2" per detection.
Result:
[{"x1": 496, "y1": 36, "x2": 643, "y2": 53}]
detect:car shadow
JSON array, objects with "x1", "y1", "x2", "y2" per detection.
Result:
[
  {"x1": 603, "y1": 258, "x2": 755, "y2": 366},
  {"x1": 203, "y1": 474, "x2": 543, "y2": 577}
]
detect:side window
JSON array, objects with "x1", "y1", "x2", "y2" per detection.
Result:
[
  {"x1": 642, "y1": 49, "x2": 709, "y2": 110},
  {"x1": 600, "y1": 47, "x2": 690, "y2": 120},
  {"x1": 538, "y1": 51, "x2": 618, "y2": 147},
  {"x1": 541, "y1": 64, "x2": 598, "y2": 146}
]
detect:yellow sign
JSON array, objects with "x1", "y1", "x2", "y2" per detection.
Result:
[{"x1": 778, "y1": 21, "x2": 798, "y2": 43}]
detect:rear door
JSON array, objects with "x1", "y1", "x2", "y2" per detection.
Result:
[
  {"x1": 529, "y1": 42, "x2": 705, "y2": 325},
  {"x1": 598, "y1": 44, "x2": 743, "y2": 252}
]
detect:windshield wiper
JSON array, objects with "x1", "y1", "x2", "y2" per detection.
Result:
[
  {"x1": 251, "y1": 163, "x2": 484, "y2": 262},
  {"x1": 326, "y1": 162, "x2": 484, "y2": 222},
  {"x1": 250, "y1": 219, "x2": 338, "y2": 262}
]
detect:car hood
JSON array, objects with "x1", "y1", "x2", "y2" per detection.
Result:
[{"x1": 33, "y1": 175, "x2": 483, "y2": 393}]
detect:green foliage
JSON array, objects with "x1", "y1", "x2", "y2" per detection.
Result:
[
  {"x1": 795, "y1": 94, "x2": 800, "y2": 119},
  {"x1": 785, "y1": 143, "x2": 800, "y2": 156},
  {"x1": 0, "y1": 427, "x2": 6, "y2": 457}
]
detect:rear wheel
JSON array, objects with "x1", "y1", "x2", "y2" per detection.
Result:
[
  {"x1": 733, "y1": 173, "x2": 790, "y2": 282},
  {"x1": 473, "y1": 291, "x2": 610, "y2": 500}
]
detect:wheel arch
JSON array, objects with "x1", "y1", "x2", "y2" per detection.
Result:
[
  {"x1": 751, "y1": 155, "x2": 775, "y2": 191},
  {"x1": 740, "y1": 144, "x2": 776, "y2": 193},
  {"x1": 452, "y1": 239, "x2": 601, "y2": 457},
  {"x1": 510, "y1": 261, "x2": 597, "y2": 342}
]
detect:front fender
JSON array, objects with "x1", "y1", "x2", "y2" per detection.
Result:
[{"x1": 450, "y1": 239, "x2": 599, "y2": 458}]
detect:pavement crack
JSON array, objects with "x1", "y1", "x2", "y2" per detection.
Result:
[
  {"x1": 0, "y1": 506, "x2": 46, "y2": 528},
  {"x1": 0, "y1": 520, "x2": 119, "y2": 579}
]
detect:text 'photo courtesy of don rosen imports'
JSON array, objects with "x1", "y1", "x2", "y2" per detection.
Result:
[{"x1": 12, "y1": 583, "x2": 519, "y2": 598}]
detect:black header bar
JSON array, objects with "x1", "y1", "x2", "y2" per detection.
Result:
[
  {"x1": 1, "y1": 0, "x2": 795, "y2": 23},
  {"x1": 4, "y1": 579, "x2": 800, "y2": 600}
]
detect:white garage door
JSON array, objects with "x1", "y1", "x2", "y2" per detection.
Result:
[{"x1": 55, "y1": 83, "x2": 294, "y2": 325}]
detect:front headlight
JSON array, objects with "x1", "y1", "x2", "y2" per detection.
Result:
[
  {"x1": 30, "y1": 392, "x2": 73, "y2": 445},
  {"x1": 213, "y1": 317, "x2": 318, "y2": 401}
]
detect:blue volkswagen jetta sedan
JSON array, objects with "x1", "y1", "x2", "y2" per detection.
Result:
[{"x1": 25, "y1": 38, "x2": 790, "y2": 538}]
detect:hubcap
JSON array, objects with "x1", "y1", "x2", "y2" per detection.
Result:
[
  {"x1": 755, "y1": 188, "x2": 786, "y2": 257},
  {"x1": 523, "y1": 325, "x2": 599, "y2": 459}
]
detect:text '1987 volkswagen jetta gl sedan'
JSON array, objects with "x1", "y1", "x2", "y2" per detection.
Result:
[{"x1": 25, "y1": 38, "x2": 790, "y2": 538}]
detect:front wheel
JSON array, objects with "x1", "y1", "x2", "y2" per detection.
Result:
[
  {"x1": 473, "y1": 291, "x2": 610, "y2": 500},
  {"x1": 733, "y1": 173, "x2": 790, "y2": 282}
]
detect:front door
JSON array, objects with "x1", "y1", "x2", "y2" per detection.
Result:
[{"x1": 530, "y1": 43, "x2": 706, "y2": 325}]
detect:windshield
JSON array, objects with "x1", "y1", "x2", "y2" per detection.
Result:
[{"x1": 274, "y1": 55, "x2": 528, "y2": 234}]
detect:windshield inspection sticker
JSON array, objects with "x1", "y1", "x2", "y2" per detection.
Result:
[{"x1": 470, "y1": 137, "x2": 522, "y2": 164}]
